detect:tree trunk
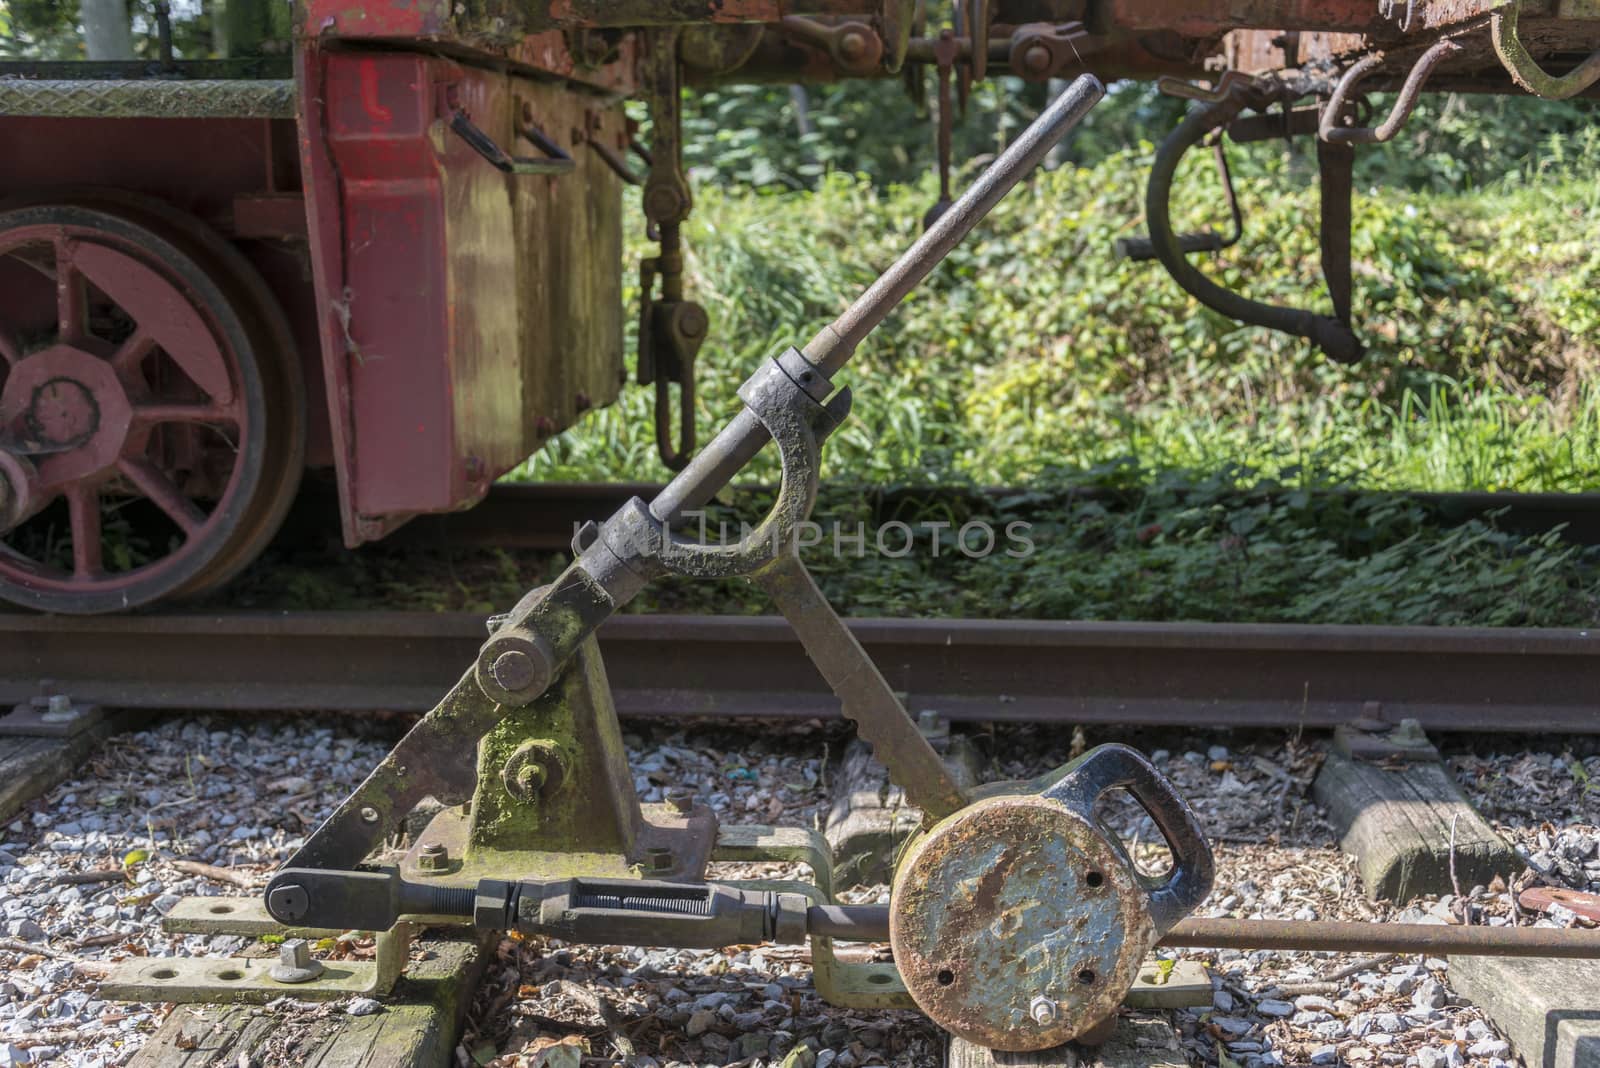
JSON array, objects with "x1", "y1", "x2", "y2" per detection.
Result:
[{"x1": 81, "y1": 0, "x2": 135, "y2": 60}]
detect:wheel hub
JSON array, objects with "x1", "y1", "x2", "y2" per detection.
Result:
[
  {"x1": 1, "y1": 344, "x2": 134, "y2": 484},
  {"x1": 28, "y1": 377, "x2": 100, "y2": 449}
]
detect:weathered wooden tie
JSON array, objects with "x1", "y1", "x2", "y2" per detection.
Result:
[
  {"x1": 948, "y1": 1012, "x2": 1191, "y2": 1068},
  {"x1": 1313, "y1": 721, "x2": 1517, "y2": 901}
]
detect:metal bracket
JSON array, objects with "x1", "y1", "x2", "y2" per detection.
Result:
[
  {"x1": 101, "y1": 895, "x2": 415, "y2": 1003},
  {"x1": 448, "y1": 107, "x2": 575, "y2": 176},
  {"x1": 1334, "y1": 718, "x2": 1440, "y2": 763},
  {"x1": 0, "y1": 682, "x2": 105, "y2": 738}
]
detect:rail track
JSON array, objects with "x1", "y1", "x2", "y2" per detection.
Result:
[
  {"x1": 378, "y1": 481, "x2": 1600, "y2": 552},
  {"x1": 1, "y1": 609, "x2": 1595, "y2": 731}
]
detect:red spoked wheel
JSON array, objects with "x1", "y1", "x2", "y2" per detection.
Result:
[{"x1": 0, "y1": 202, "x2": 304, "y2": 613}]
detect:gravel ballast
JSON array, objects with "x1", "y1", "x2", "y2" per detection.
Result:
[{"x1": 1, "y1": 716, "x2": 1595, "y2": 1067}]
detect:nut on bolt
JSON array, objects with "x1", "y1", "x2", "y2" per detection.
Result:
[
  {"x1": 270, "y1": 938, "x2": 324, "y2": 984},
  {"x1": 417, "y1": 842, "x2": 450, "y2": 873},
  {"x1": 1029, "y1": 996, "x2": 1059, "y2": 1025}
]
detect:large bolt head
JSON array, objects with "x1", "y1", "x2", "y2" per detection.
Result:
[
  {"x1": 266, "y1": 883, "x2": 310, "y2": 923},
  {"x1": 492, "y1": 649, "x2": 538, "y2": 692},
  {"x1": 643, "y1": 182, "x2": 688, "y2": 224},
  {"x1": 478, "y1": 629, "x2": 553, "y2": 704}
]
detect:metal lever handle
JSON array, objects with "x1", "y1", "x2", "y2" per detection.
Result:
[
  {"x1": 1117, "y1": 137, "x2": 1240, "y2": 263},
  {"x1": 1115, "y1": 232, "x2": 1223, "y2": 261},
  {"x1": 1044, "y1": 743, "x2": 1215, "y2": 934},
  {"x1": 450, "y1": 110, "x2": 577, "y2": 175},
  {"x1": 649, "y1": 72, "x2": 1104, "y2": 527}
]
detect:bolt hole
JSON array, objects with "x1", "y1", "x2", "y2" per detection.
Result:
[
  {"x1": 1085, "y1": 871, "x2": 1104, "y2": 889},
  {"x1": 209, "y1": 905, "x2": 234, "y2": 914},
  {"x1": 1077, "y1": 969, "x2": 1097, "y2": 985},
  {"x1": 867, "y1": 972, "x2": 893, "y2": 985},
  {"x1": 150, "y1": 968, "x2": 177, "y2": 980},
  {"x1": 800, "y1": 371, "x2": 813, "y2": 382},
  {"x1": 216, "y1": 969, "x2": 244, "y2": 981},
  {"x1": 359, "y1": 807, "x2": 379, "y2": 823},
  {"x1": 936, "y1": 969, "x2": 955, "y2": 987}
]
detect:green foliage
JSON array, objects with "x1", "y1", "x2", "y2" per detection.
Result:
[
  {"x1": 583, "y1": 468, "x2": 1600, "y2": 626},
  {"x1": 520, "y1": 145, "x2": 1600, "y2": 492},
  {"x1": 0, "y1": 0, "x2": 221, "y2": 59}
]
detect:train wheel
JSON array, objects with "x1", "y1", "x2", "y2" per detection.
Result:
[{"x1": 0, "y1": 203, "x2": 302, "y2": 613}]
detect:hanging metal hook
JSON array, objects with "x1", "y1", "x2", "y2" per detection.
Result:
[{"x1": 1319, "y1": 38, "x2": 1462, "y2": 144}]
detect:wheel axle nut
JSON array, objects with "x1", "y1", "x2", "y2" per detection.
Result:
[
  {"x1": 1030, "y1": 996, "x2": 1058, "y2": 1024},
  {"x1": 270, "y1": 938, "x2": 324, "y2": 984}
]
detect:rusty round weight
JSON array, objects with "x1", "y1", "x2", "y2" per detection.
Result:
[{"x1": 889, "y1": 793, "x2": 1154, "y2": 1051}]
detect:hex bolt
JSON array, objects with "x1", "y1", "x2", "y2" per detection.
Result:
[
  {"x1": 491, "y1": 649, "x2": 538, "y2": 693},
  {"x1": 645, "y1": 846, "x2": 674, "y2": 872},
  {"x1": 1029, "y1": 995, "x2": 1059, "y2": 1025},
  {"x1": 42, "y1": 693, "x2": 78, "y2": 722},
  {"x1": 417, "y1": 842, "x2": 449, "y2": 873},
  {"x1": 269, "y1": 938, "x2": 325, "y2": 984},
  {"x1": 916, "y1": 709, "x2": 948, "y2": 740}
]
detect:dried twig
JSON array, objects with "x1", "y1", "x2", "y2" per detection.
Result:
[
  {"x1": 1322, "y1": 953, "x2": 1396, "y2": 983},
  {"x1": 0, "y1": 937, "x2": 84, "y2": 962},
  {"x1": 1272, "y1": 981, "x2": 1340, "y2": 997},
  {"x1": 53, "y1": 869, "x2": 129, "y2": 886},
  {"x1": 173, "y1": 859, "x2": 263, "y2": 889}
]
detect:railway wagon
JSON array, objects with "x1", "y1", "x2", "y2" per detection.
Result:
[{"x1": 1, "y1": 0, "x2": 1596, "y2": 614}]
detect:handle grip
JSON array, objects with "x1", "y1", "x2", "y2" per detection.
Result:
[
  {"x1": 1045, "y1": 743, "x2": 1214, "y2": 933},
  {"x1": 1115, "y1": 231, "x2": 1224, "y2": 262}
]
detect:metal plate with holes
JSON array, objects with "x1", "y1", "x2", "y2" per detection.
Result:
[
  {"x1": 160, "y1": 895, "x2": 343, "y2": 937},
  {"x1": 100, "y1": 956, "x2": 383, "y2": 1004}
]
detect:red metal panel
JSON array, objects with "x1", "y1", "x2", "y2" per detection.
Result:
[{"x1": 302, "y1": 50, "x2": 623, "y2": 539}]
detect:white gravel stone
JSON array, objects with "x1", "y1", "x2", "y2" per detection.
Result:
[{"x1": 345, "y1": 997, "x2": 382, "y2": 1017}]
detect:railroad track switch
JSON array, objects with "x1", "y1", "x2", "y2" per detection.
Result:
[{"x1": 91, "y1": 79, "x2": 1220, "y2": 1053}]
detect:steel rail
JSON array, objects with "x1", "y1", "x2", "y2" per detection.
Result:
[
  {"x1": 0, "y1": 612, "x2": 1595, "y2": 730},
  {"x1": 381, "y1": 481, "x2": 1600, "y2": 552}
]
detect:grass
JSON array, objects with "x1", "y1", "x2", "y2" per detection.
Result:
[
  {"x1": 515, "y1": 139, "x2": 1600, "y2": 493},
  {"x1": 302, "y1": 129, "x2": 1600, "y2": 628}
]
